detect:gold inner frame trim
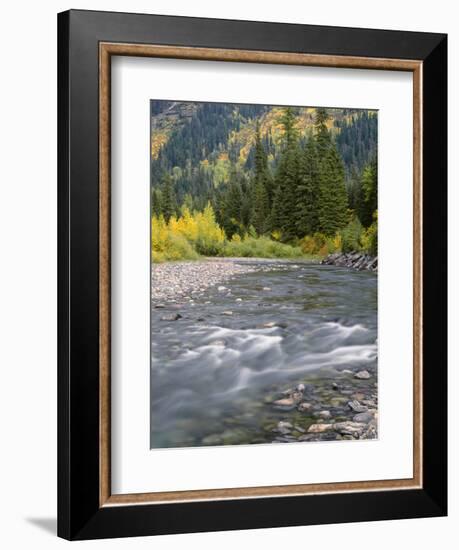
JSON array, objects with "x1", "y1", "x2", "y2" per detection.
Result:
[{"x1": 99, "y1": 42, "x2": 423, "y2": 507}]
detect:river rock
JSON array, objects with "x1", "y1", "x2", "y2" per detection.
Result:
[
  {"x1": 308, "y1": 423, "x2": 334, "y2": 433},
  {"x1": 348, "y1": 400, "x2": 368, "y2": 413},
  {"x1": 273, "y1": 398, "x2": 297, "y2": 410},
  {"x1": 354, "y1": 370, "x2": 371, "y2": 380},
  {"x1": 333, "y1": 421, "x2": 367, "y2": 437},
  {"x1": 275, "y1": 421, "x2": 293, "y2": 435},
  {"x1": 297, "y1": 402, "x2": 313, "y2": 412},
  {"x1": 353, "y1": 411, "x2": 375, "y2": 423},
  {"x1": 160, "y1": 313, "x2": 182, "y2": 321},
  {"x1": 222, "y1": 311, "x2": 233, "y2": 316}
]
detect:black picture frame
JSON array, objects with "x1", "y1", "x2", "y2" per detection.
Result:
[{"x1": 58, "y1": 9, "x2": 447, "y2": 540}]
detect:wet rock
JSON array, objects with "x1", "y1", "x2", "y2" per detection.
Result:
[
  {"x1": 160, "y1": 313, "x2": 182, "y2": 321},
  {"x1": 333, "y1": 421, "x2": 367, "y2": 437},
  {"x1": 353, "y1": 411, "x2": 375, "y2": 423},
  {"x1": 210, "y1": 339, "x2": 226, "y2": 347},
  {"x1": 321, "y1": 252, "x2": 378, "y2": 273},
  {"x1": 222, "y1": 311, "x2": 233, "y2": 316},
  {"x1": 273, "y1": 398, "x2": 298, "y2": 411},
  {"x1": 354, "y1": 370, "x2": 371, "y2": 380},
  {"x1": 348, "y1": 400, "x2": 368, "y2": 413},
  {"x1": 218, "y1": 286, "x2": 227, "y2": 291},
  {"x1": 262, "y1": 287, "x2": 272, "y2": 291},
  {"x1": 154, "y1": 304, "x2": 166, "y2": 308},
  {"x1": 260, "y1": 321, "x2": 277, "y2": 328},
  {"x1": 332, "y1": 382, "x2": 339, "y2": 391},
  {"x1": 297, "y1": 402, "x2": 313, "y2": 412},
  {"x1": 308, "y1": 423, "x2": 334, "y2": 433},
  {"x1": 296, "y1": 383, "x2": 306, "y2": 393},
  {"x1": 275, "y1": 421, "x2": 293, "y2": 435},
  {"x1": 361, "y1": 420, "x2": 378, "y2": 439}
]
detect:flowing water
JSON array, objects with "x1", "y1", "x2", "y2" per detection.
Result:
[{"x1": 151, "y1": 260, "x2": 377, "y2": 448}]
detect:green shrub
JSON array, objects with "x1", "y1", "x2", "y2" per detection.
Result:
[
  {"x1": 361, "y1": 211, "x2": 378, "y2": 255},
  {"x1": 221, "y1": 236, "x2": 304, "y2": 259},
  {"x1": 340, "y1": 217, "x2": 364, "y2": 253}
]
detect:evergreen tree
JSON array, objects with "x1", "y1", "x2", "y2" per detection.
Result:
[
  {"x1": 252, "y1": 178, "x2": 270, "y2": 235},
  {"x1": 161, "y1": 173, "x2": 177, "y2": 223},
  {"x1": 219, "y1": 168, "x2": 244, "y2": 238},
  {"x1": 151, "y1": 188, "x2": 163, "y2": 217},
  {"x1": 251, "y1": 122, "x2": 272, "y2": 234},
  {"x1": 296, "y1": 135, "x2": 320, "y2": 236},
  {"x1": 313, "y1": 109, "x2": 349, "y2": 235}
]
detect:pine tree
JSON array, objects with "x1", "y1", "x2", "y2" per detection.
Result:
[
  {"x1": 220, "y1": 168, "x2": 244, "y2": 238},
  {"x1": 251, "y1": 122, "x2": 272, "y2": 234},
  {"x1": 296, "y1": 135, "x2": 320, "y2": 236},
  {"x1": 273, "y1": 108, "x2": 301, "y2": 240},
  {"x1": 313, "y1": 109, "x2": 349, "y2": 236},
  {"x1": 317, "y1": 144, "x2": 348, "y2": 235},
  {"x1": 252, "y1": 178, "x2": 270, "y2": 235},
  {"x1": 151, "y1": 188, "x2": 163, "y2": 217},
  {"x1": 161, "y1": 173, "x2": 177, "y2": 223}
]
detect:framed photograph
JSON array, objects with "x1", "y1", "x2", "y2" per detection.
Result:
[{"x1": 58, "y1": 9, "x2": 447, "y2": 540}]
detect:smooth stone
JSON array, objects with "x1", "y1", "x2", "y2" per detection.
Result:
[
  {"x1": 355, "y1": 370, "x2": 371, "y2": 379},
  {"x1": 353, "y1": 411, "x2": 375, "y2": 423},
  {"x1": 317, "y1": 410, "x2": 332, "y2": 420},
  {"x1": 222, "y1": 311, "x2": 233, "y2": 316},
  {"x1": 217, "y1": 286, "x2": 227, "y2": 291},
  {"x1": 160, "y1": 313, "x2": 182, "y2": 321},
  {"x1": 262, "y1": 287, "x2": 272, "y2": 291},
  {"x1": 333, "y1": 421, "x2": 367, "y2": 437},
  {"x1": 273, "y1": 398, "x2": 297, "y2": 410},
  {"x1": 308, "y1": 423, "x2": 334, "y2": 433},
  {"x1": 348, "y1": 400, "x2": 368, "y2": 413},
  {"x1": 277, "y1": 421, "x2": 293, "y2": 434}
]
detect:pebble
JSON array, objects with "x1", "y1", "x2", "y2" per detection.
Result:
[{"x1": 354, "y1": 370, "x2": 371, "y2": 380}]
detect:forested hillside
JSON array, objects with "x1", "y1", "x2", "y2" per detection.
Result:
[{"x1": 150, "y1": 101, "x2": 378, "y2": 262}]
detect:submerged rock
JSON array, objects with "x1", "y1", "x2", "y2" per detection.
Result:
[{"x1": 160, "y1": 313, "x2": 182, "y2": 321}]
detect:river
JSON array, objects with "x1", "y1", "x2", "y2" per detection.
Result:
[{"x1": 151, "y1": 259, "x2": 378, "y2": 448}]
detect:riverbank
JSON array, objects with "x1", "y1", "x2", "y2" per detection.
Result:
[
  {"x1": 151, "y1": 257, "x2": 316, "y2": 304},
  {"x1": 321, "y1": 252, "x2": 378, "y2": 272}
]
